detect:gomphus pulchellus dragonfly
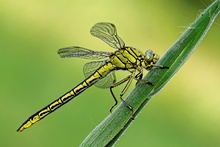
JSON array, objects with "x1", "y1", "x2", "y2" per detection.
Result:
[{"x1": 17, "y1": 22, "x2": 168, "y2": 132}]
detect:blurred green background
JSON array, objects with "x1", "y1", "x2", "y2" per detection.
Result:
[{"x1": 1, "y1": 0, "x2": 220, "y2": 146}]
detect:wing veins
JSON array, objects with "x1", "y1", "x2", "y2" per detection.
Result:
[
  {"x1": 58, "y1": 46, "x2": 111, "y2": 60},
  {"x1": 90, "y1": 22, "x2": 125, "y2": 49}
]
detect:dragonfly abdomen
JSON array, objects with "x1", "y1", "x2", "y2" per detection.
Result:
[{"x1": 17, "y1": 62, "x2": 115, "y2": 132}]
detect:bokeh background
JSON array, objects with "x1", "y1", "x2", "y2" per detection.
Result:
[{"x1": 1, "y1": 0, "x2": 220, "y2": 146}]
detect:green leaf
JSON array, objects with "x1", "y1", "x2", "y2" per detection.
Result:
[{"x1": 80, "y1": 1, "x2": 220, "y2": 146}]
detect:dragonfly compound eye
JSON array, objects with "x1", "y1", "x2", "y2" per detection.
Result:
[{"x1": 145, "y1": 50, "x2": 154, "y2": 61}]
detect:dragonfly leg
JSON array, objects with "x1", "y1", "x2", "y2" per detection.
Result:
[
  {"x1": 134, "y1": 68, "x2": 153, "y2": 86},
  {"x1": 135, "y1": 65, "x2": 169, "y2": 86},
  {"x1": 153, "y1": 64, "x2": 169, "y2": 69},
  {"x1": 109, "y1": 71, "x2": 135, "y2": 116}
]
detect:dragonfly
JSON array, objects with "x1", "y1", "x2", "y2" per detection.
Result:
[{"x1": 17, "y1": 22, "x2": 168, "y2": 132}]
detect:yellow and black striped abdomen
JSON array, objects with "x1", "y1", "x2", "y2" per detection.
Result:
[{"x1": 17, "y1": 62, "x2": 115, "y2": 132}]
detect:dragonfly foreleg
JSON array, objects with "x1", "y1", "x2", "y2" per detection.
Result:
[
  {"x1": 134, "y1": 68, "x2": 153, "y2": 86},
  {"x1": 153, "y1": 64, "x2": 169, "y2": 69},
  {"x1": 135, "y1": 64, "x2": 169, "y2": 86},
  {"x1": 109, "y1": 71, "x2": 135, "y2": 115}
]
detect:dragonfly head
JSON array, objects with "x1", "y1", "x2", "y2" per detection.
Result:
[{"x1": 144, "y1": 50, "x2": 160, "y2": 69}]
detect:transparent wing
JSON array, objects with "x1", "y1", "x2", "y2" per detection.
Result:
[
  {"x1": 58, "y1": 46, "x2": 111, "y2": 60},
  {"x1": 83, "y1": 60, "x2": 116, "y2": 88},
  {"x1": 90, "y1": 22, "x2": 125, "y2": 49}
]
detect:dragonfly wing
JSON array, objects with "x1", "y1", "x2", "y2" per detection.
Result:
[
  {"x1": 90, "y1": 22, "x2": 125, "y2": 49},
  {"x1": 83, "y1": 60, "x2": 116, "y2": 88},
  {"x1": 58, "y1": 46, "x2": 111, "y2": 60},
  {"x1": 95, "y1": 71, "x2": 116, "y2": 88}
]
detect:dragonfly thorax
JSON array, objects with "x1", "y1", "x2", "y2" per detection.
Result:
[{"x1": 109, "y1": 47, "x2": 159, "y2": 71}]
